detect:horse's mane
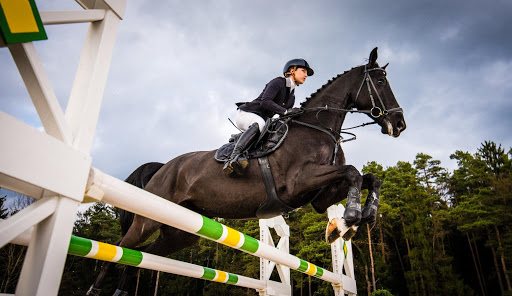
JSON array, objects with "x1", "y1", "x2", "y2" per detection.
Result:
[{"x1": 300, "y1": 66, "x2": 360, "y2": 107}]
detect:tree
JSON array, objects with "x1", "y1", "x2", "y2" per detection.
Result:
[
  {"x1": 476, "y1": 142, "x2": 512, "y2": 291},
  {"x1": 0, "y1": 196, "x2": 8, "y2": 219},
  {"x1": 0, "y1": 193, "x2": 34, "y2": 293},
  {"x1": 449, "y1": 142, "x2": 512, "y2": 295},
  {"x1": 60, "y1": 202, "x2": 123, "y2": 295}
]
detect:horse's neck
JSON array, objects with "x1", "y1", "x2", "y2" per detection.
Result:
[{"x1": 298, "y1": 70, "x2": 359, "y2": 132}]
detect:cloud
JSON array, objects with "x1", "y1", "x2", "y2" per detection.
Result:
[
  {"x1": 1, "y1": 0, "x2": 511, "y2": 185},
  {"x1": 440, "y1": 26, "x2": 461, "y2": 41},
  {"x1": 482, "y1": 60, "x2": 512, "y2": 88}
]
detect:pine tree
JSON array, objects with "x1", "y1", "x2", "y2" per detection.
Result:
[
  {"x1": 0, "y1": 196, "x2": 8, "y2": 219},
  {"x1": 449, "y1": 142, "x2": 512, "y2": 295}
]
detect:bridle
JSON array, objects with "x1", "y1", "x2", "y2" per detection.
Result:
[
  {"x1": 280, "y1": 64, "x2": 403, "y2": 164},
  {"x1": 354, "y1": 65, "x2": 403, "y2": 118}
]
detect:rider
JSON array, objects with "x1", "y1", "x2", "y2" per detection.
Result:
[{"x1": 223, "y1": 59, "x2": 314, "y2": 176}]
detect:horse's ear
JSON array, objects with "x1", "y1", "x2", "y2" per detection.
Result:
[
  {"x1": 368, "y1": 47, "x2": 378, "y2": 67},
  {"x1": 382, "y1": 62, "x2": 389, "y2": 70}
]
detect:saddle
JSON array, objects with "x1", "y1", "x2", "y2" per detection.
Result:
[
  {"x1": 214, "y1": 119, "x2": 289, "y2": 163},
  {"x1": 215, "y1": 119, "x2": 295, "y2": 219}
]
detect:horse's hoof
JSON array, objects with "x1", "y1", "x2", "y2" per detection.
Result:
[
  {"x1": 325, "y1": 218, "x2": 342, "y2": 244},
  {"x1": 112, "y1": 289, "x2": 129, "y2": 296},
  {"x1": 342, "y1": 225, "x2": 358, "y2": 241},
  {"x1": 326, "y1": 218, "x2": 359, "y2": 243},
  {"x1": 86, "y1": 285, "x2": 101, "y2": 296}
]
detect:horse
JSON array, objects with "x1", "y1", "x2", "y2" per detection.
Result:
[{"x1": 87, "y1": 47, "x2": 406, "y2": 295}]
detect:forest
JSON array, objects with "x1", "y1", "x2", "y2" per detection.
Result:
[{"x1": 1, "y1": 140, "x2": 511, "y2": 296}]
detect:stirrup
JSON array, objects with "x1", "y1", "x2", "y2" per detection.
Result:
[{"x1": 223, "y1": 157, "x2": 249, "y2": 176}]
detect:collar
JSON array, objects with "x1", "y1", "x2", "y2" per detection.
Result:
[{"x1": 286, "y1": 77, "x2": 296, "y2": 93}]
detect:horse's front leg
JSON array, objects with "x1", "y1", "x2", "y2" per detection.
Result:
[
  {"x1": 358, "y1": 173, "x2": 382, "y2": 226},
  {"x1": 290, "y1": 163, "x2": 363, "y2": 225},
  {"x1": 323, "y1": 173, "x2": 382, "y2": 243}
]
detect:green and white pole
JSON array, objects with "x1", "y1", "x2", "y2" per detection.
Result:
[
  {"x1": 68, "y1": 236, "x2": 264, "y2": 289},
  {"x1": 11, "y1": 231, "x2": 265, "y2": 291},
  {"x1": 87, "y1": 168, "x2": 342, "y2": 285}
]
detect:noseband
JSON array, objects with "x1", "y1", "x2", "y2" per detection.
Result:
[{"x1": 354, "y1": 65, "x2": 403, "y2": 118}]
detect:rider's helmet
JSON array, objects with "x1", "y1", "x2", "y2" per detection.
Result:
[{"x1": 283, "y1": 59, "x2": 314, "y2": 76}]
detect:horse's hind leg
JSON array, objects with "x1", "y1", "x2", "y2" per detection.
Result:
[
  {"x1": 87, "y1": 215, "x2": 162, "y2": 295},
  {"x1": 114, "y1": 225, "x2": 200, "y2": 295},
  {"x1": 87, "y1": 261, "x2": 113, "y2": 296},
  {"x1": 358, "y1": 173, "x2": 382, "y2": 226}
]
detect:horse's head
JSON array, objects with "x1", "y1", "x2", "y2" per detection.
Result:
[{"x1": 352, "y1": 47, "x2": 406, "y2": 137}]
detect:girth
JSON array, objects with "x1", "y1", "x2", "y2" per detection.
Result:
[{"x1": 255, "y1": 157, "x2": 295, "y2": 219}]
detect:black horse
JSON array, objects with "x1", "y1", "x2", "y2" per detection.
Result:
[{"x1": 87, "y1": 47, "x2": 406, "y2": 295}]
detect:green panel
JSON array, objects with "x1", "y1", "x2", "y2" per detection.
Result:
[
  {"x1": 240, "y1": 234, "x2": 259, "y2": 253},
  {"x1": 0, "y1": 0, "x2": 47, "y2": 44},
  {"x1": 196, "y1": 216, "x2": 224, "y2": 240},
  {"x1": 68, "y1": 236, "x2": 92, "y2": 256},
  {"x1": 201, "y1": 267, "x2": 216, "y2": 280},
  {"x1": 343, "y1": 240, "x2": 347, "y2": 259},
  {"x1": 297, "y1": 259, "x2": 309, "y2": 272},
  {"x1": 118, "y1": 248, "x2": 143, "y2": 266},
  {"x1": 315, "y1": 267, "x2": 324, "y2": 278},
  {"x1": 227, "y1": 273, "x2": 238, "y2": 285}
]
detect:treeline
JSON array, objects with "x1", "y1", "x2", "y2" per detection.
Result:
[{"x1": 1, "y1": 141, "x2": 511, "y2": 296}]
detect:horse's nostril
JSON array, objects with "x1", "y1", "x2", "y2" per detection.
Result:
[{"x1": 397, "y1": 120, "x2": 406, "y2": 130}]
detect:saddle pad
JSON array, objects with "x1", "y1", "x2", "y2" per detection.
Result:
[{"x1": 214, "y1": 119, "x2": 289, "y2": 162}]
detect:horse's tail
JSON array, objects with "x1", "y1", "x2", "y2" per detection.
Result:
[{"x1": 119, "y1": 162, "x2": 165, "y2": 235}]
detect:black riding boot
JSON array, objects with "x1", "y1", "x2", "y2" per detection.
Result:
[
  {"x1": 343, "y1": 186, "x2": 362, "y2": 226},
  {"x1": 223, "y1": 123, "x2": 260, "y2": 176}
]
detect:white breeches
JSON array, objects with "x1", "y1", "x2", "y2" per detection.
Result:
[{"x1": 235, "y1": 110, "x2": 265, "y2": 132}]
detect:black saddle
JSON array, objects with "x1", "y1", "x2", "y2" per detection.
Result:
[
  {"x1": 214, "y1": 119, "x2": 289, "y2": 163},
  {"x1": 215, "y1": 119, "x2": 294, "y2": 219}
]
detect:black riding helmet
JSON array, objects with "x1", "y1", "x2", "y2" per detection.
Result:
[{"x1": 283, "y1": 59, "x2": 314, "y2": 76}]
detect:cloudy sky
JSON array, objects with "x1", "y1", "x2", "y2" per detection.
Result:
[{"x1": 1, "y1": 0, "x2": 511, "y2": 186}]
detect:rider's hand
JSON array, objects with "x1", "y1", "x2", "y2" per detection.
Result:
[{"x1": 284, "y1": 108, "x2": 303, "y2": 116}]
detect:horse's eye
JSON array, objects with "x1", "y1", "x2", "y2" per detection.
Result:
[{"x1": 378, "y1": 79, "x2": 386, "y2": 85}]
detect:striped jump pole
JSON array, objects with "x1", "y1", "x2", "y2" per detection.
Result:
[
  {"x1": 85, "y1": 168, "x2": 343, "y2": 286},
  {"x1": 10, "y1": 229, "x2": 265, "y2": 291}
]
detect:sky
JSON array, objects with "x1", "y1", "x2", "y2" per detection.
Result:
[{"x1": 1, "y1": 0, "x2": 512, "y2": 189}]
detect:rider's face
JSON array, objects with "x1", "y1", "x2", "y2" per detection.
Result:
[{"x1": 292, "y1": 67, "x2": 308, "y2": 85}]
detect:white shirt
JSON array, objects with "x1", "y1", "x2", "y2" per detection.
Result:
[{"x1": 286, "y1": 77, "x2": 296, "y2": 93}]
